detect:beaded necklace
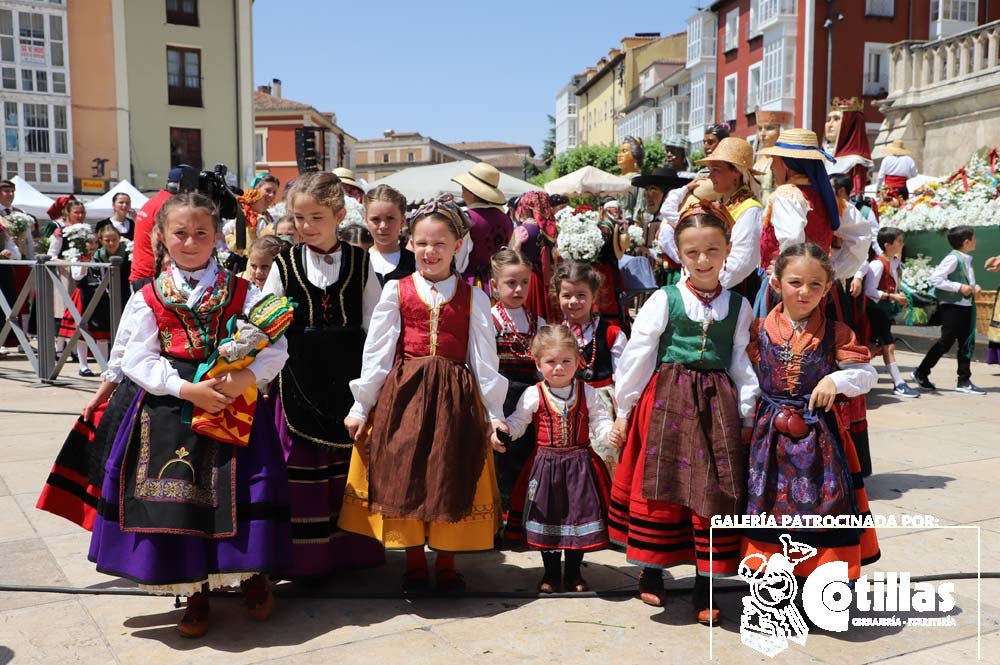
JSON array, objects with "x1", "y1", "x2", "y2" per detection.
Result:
[
  {"x1": 495, "y1": 304, "x2": 536, "y2": 361},
  {"x1": 567, "y1": 317, "x2": 600, "y2": 381}
]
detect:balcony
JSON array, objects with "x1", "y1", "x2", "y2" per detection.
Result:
[
  {"x1": 757, "y1": 0, "x2": 796, "y2": 33},
  {"x1": 885, "y1": 20, "x2": 1000, "y2": 100}
]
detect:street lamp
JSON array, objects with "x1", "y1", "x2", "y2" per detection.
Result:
[{"x1": 825, "y1": 1, "x2": 845, "y2": 114}]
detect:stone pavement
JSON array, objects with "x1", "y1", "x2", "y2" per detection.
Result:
[{"x1": 0, "y1": 351, "x2": 999, "y2": 664}]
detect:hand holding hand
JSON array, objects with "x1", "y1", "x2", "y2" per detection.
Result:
[
  {"x1": 608, "y1": 417, "x2": 629, "y2": 449},
  {"x1": 181, "y1": 378, "x2": 234, "y2": 414},
  {"x1": 891, "y1": 292, "x2": 908, "y2": 305},
  {"x1": 808, "y1": 376, "x2": 839, "y2": 412}
]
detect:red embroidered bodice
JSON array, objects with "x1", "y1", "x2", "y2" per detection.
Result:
[
  {"x1": 533, "y1": 381, "x2": 590, "y2": 449},
  {"x1": 141, "y1": 272, "x2": 246, "y2": 361},
  {"x1": 760, "y1": 184, "x2": 835, "y2": 268},
  {"x1": 398, "y1": 275, "x2": 471, "y2": 362}
]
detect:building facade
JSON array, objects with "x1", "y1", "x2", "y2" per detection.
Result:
[
  {"x1": 1, "y1": 0, "x2": 73, "y2": 193},
  {"x1": 554, "y1": 74, "x2": 585, "y2": 156},
  {"x1": 353, "y1": 130, "x2": 478, "y2": 182},
  {"x1": 615, "y1": 60, "x2": 685, "y2": 145},
  {"x1": 253, "y1": 80, "x2": 354, "y2": 187},
  {"x1": 447, "y1": 141, "x2": 542, "y2": 178}
]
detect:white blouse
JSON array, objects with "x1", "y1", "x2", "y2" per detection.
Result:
[
  {"x1": 567, "y1": 316, "x2": 627, "y2": 374},
  {"x1": 719, "y1": 204, "x2": 763, "y2": 289},
  {"x1": 262, "y1": 244, "x2": 381, "y2": 327},
  {"x1": 491, "y1": 304, "x2": 546, "y2": 332},
  {"x1": 119, "y1": 262, "x2": 288, "y2": 398},
  {"x1": 863, "y1": 256, "x2": 901, "y2": 303},
  {"x1": 505, "y1": 381, "x2": 613, "y2": 444},
  {"x1": 347, "y1": 273, "x2": 508, "y2": 423},
  {"x1": 368, "y1": 247, "x2": 401, "y2": 277},
  {"x1": 614, "y1": 283, "x2": 759, "y2": 422}
]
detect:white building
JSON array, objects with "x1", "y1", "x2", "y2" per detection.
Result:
[
  {"x1": 685, "y1": 9, "x2": 717, "y2": 151},
  {"x1": 554, "y1": 75, "x2": 584, "y2": 156},
  {"x1": 1, "y1": 0, "x2": 72, "y2": 192},
  {"x1": 615, "y1": 60, "x2": 686, "y2": 145}
]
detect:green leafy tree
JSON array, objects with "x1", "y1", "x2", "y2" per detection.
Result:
[
  {"x1": 540, "y1": 115, "x2": 556, "y2": 166},
  {"x1": 549, "y1": 140, "x2": 669, "y2": 178}
]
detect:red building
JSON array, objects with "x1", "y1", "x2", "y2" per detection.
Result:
[
  {"x1": 699, "y1": 0, "x2": 1000, "y2": 148},
  {"x1": 253, "y1": 79, "x2": 355, "y2": 186}
]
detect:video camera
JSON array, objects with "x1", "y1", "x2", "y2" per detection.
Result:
[{"x1": 175, "y1": 163, "x2": 248, "y2": 250}]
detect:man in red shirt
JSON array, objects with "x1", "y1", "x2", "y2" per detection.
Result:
[{"x1": 129, "y1": 168, "x2": 183, "y2": 290}]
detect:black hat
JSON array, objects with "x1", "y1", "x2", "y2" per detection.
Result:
[{"x1": 631, "y1": 167, "x2": 691, "y2": 191}]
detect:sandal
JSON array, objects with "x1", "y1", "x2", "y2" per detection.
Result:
[
  {"x1": 563, "y1": 576, "x2": 589, "y2": 593},
  {"x1": 402, "y1": 567, "x2": 430, "y2": 593},
  {"x1": 696, "y1": 607, "x2": 721, "y2": 626},
  {"x1": 537, "y1": 577, "x2": 561, "y2": 594},
  {"x1": 435, "y1": 568, "x2": 466, "y2": 593},
  {"x1": 176, "y1": 591, "x2": 210, "y2": 638},
  {"x1": 638, "y1": 570, "x2": 666, "y2": 607}
]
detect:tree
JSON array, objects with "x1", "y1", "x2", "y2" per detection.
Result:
[
  {"x1": 540, "y1": 115, "x2": 556, "y2": 166},
  {"x1": 549, "y1": 141, "x2": 670, "y2": 178}
]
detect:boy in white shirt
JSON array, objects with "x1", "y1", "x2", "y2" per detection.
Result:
[{"x1": 864, "y1": 227, "x2": 918, "y2": 397}]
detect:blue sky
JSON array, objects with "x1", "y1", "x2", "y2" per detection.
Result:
[{"x1": 252, "y1": 0, "x2": 689, "y2": 153}]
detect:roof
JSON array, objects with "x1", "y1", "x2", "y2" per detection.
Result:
[
  {"x1": 253, "y1": 90, "x2": 313, "y2": 111},
  {"x1": 482, "y1": 154, "x2": 546, "y2": 169},
  {"x1": 448, "y1": 141, "x2": 532, "y2": 152},
  {"x1": 575, "y1": 51, "x2": 626, "y2": 96}
]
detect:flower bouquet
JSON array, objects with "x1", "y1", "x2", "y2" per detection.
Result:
[
  {"x1": 880, "y1": 149, "x2": 1000, "y2": 232},
  {"x1": 626, "y1": 225, "x2": 645, "y2": 255},
  {"x1": 1, "y1": 210, "x2": 32, "y2": 239},
  {"x1": 555, "y1": 205, "x2": 604, "y2": 263},
  {"x1": 60, "y1": 224, "x2": 93, "y2": 262},
  {"x1": 900, "y1": 254, "x2": 937, "y2": 325}
]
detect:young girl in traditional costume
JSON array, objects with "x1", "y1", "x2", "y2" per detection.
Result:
[
  {"x1": 608, "y1": 203, "x2": 759, "y2": 625},
  {"x1": 340, "y1": 194, "x2": 506, "y2": 592},
  {"x1": 554, "y1": 261, "x2": 626, "y2": 474},
  {"x1": 87, "y1": 192, "x2": 293, "y2": 638},
  {"x1": 741, "y1": 243, "x2": 880, "y2": 589},
  {"x1": 498, "y1": 325, "x2": 613, "y2": 592},
  {"x1": 364, "y1": 184, "x2": 415, "y2": 289},
  {"x1": 262, "y1": 171, "x2": 385, "y2": 577},
  {"x1": 490, "y1": 248, "x2": 545, "y2": 519}
]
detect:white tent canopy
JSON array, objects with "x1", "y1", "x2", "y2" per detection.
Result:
[
  {"x1": 543, "y1": 165, "x2": 632, "y2": 197},
  {"x1": 84, "y1": 180, "x2": 149, "y2": 221},
  {"x1": 9, "y1": 176, "x2": 55, "y2": 219},
  {"x1": 372, "y1": 160, "x2": 540, "y2": 204}
]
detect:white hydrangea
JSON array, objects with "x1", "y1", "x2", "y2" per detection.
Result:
[
  {"x1": 341, "y1": 196, "x2": 366, "y2": 231},
  {"x1": 901, "y1": 254, "x2": 934, "y2": 293},
  {"x1": 555, "y1": 207, "x2": 605, "y2": 263}
]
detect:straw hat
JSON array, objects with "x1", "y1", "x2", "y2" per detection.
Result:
[
  {"x1": 451, "y1": 162, "x2": 506, "y2": 205},
  {"x1": 332, "y1": 167, "x2": 362, "y2": 190},
  {"x1": 696, "y1": 137, "x2": 763, "y2": 175},
  {"x1": 883, "y1": 139, "x2": 911, "y2": 156},
  {"x1": 756, "y1": 128, "x2": 834, "y2": 162}
]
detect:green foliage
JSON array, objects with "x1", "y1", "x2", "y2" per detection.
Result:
[
  {"x1": 689, "y1": 148, "x2": 706, "y2": 166},
  {"x1": 529, "y1": 169, "x2": 558, "y2": 187},
  {"x1": 522, "y1": 159, "x2": 543, "y2": 179},
  {"x1": 640, "y1": 142, "x2": 666, "y2": 174},
  {"x1": 540, "y1": 115, "x2": 556, "y2": 166},
  {"x1": 550, "y1": 140, "x2": 670, "y2": 178}
]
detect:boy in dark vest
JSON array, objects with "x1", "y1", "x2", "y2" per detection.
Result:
[
  {"x1": 864, "y1": 227, "x2": 919, "y2": 397},
  {"x1": 913, "y1": 225, "x2": 985, "y2": 394}
]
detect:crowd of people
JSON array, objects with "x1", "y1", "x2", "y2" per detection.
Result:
[{"x1": 11, "y1": 102, "x2": 999, "y2": 641}]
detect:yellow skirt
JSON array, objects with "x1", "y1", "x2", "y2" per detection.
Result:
[{"x1": 338, "y1": 440, "x2": 501, "y2": 552}]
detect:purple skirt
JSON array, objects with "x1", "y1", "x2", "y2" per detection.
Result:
[
  {"x1": 88, "y1": 391, "x2": 292, "y2": 591},
  {"x1": 272, "y1": 394, "x2": 385, "y2": 578},
  {"x1": 522, "y1": 447, "x2": 609, "y2": 551}
]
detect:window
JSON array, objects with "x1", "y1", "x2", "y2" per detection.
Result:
[
  {"x1": 932, "y1": 0, "x2": 977, "y2": 21},
  {"x1": 407, "y1": 152, "x2": 414, "y2": 162},
  {"x1": 166, "y1": 46, "x2": 201, "y2": 106},
  {"x1": 56, "y1": 163, "x2": 68, "y2": 183},
  {"x1": 748, "y1": 0, "x2": 761, "y2": 36},
  {"x1": 254, "y1": 131, "x2": 265, "y2": 163},
  {"x1": 382, "y1": 153, "x2": 389, "y2": 163},
  {"x1": 169, "y1": 126, "x2": 202, "y2": 169},
  {"x1": 725, "y1": 10, "x2": 739, "y2": 52},
  {"x1": 166, "y1": 0, "x2": 198, "y2": 26},
  {"x1": 746, "y1": 62, "x2": 762, "y2": 112},
  {"x1": 863, "y1": 42, "x2": 890, "y2": 95},
  {"x1": 38, "y1": 162, "x2": 51, "y2": 183},
  {"x1": 687, "y1": 16, "x2": 702, "y2": 65},
  {"x1": 4, "y1": 102, "x2": 17, "y2": 152},
  {"x1": 760, "y1": 38, "x2": 794, "y2": 103},
  {"x1": 20, "y1": 68, "x2": 31, "y2": 91},
  {"x1": 23, "y1": 103, "x2": 49, "y2": 153},
  {"x1": 866, "y1": 0, "x2": 895, "y2": 17},
  {"x1": 0, "y1": 10, "x2": 13, "y2": 62},
  {"x1": 722, "y1": 73, "x2": 738, "y2": 123},
  {"x1": 1, "y1": 66, "x2": 13, "y2": 89},
  {"x1": 52, "y1": 70, "x2": 64, "y2": 93},
  {"x1": 53, "y1": 104, "x2": 66, "y2": 153}
]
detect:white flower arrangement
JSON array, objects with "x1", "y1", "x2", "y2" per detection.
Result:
[
  {"x1": 1, "y1": 210, "x2": 32, "y2": 238},
  {"x1": 340, "y1": 196, "x2": 366, "y2": 231},
  {"x1": 627, "y1": 225, "x2": 645, "y2": 253},
  {"x1": 880, "y1": 151, "x2": 1000, "y2": 232},
  {"x1": 555, "y1": 207, "x2": 605, "y2": 263},
  {"x1": 901, "y1": 254, "x2": 934, "y2": 293},
  {"x1": 122, "y1": 238, "x2": 134, "y2": 261},
  {"x1": 60, "y1": 223, "x2": 93, "y2": 262},
  {"x1": 269, "y1": 201, "x2": 287, "y2": 220}
]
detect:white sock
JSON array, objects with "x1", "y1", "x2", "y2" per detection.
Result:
[
  {"x1": 888, "y1": 362, "x2": 903, "y2": 385},
  {"x1": 77, "y1": 341, "x2": 90, "y2": 371}
]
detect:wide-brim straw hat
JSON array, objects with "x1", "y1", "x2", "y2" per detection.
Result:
[
  {"x1": 333, "y1": 167, "x2": 363, "y2": 190},
  {"x1": 757, "y1": 129, "x2": 835, "y2": 162},
  {"x1": 696, "y1": 137, "x2": 763, "y2": 175},
  {"x1": 451, "y1": 162, "x2": 506, "y2": 205},
  {"x1": 631, "y1": 167, "x2": 691, "y2": 190},
  {"x1": 883, "y1": 139, "x2": 911, "y2": 156}
]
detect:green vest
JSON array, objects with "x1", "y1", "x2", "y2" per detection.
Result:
[
  {"x1": 657, "y1": 284, "x2": 741, "y2": 370},
  {"x1": 936, "y1": 250, "x2": 971, "y2": 304}
]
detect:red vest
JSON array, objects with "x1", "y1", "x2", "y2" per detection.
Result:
[
  {"x1": 877, "y1": 256, "x2": 897, "y2": 294},
  {"x1": 760, "y1": 184, "x2": 835, "y2": 268},
  {"x1": 533, "y1": 381, "x2": 590, "y2": 449},
  {"x1": 398, "y1": 275, "x2": 471, "y2": 362},
  {"x1": 141, "y1": 272, "x2": 247, "y2": 361}
]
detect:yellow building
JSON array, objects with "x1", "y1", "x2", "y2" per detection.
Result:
[
  {"x1": 67, "y1": 0, "x2": 254, "y2": 194},
  {"x1": 575, "y1": 32, "x2": 686, "y2": 148}
]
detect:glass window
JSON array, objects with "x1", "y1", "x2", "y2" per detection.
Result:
[
  {"x1": 50, "y1": 15, "x2": 64, "y2": 67},
  {"x1": 1, "y1": 66, "x2": 14, "y2": 89},
  {"x1": 254, "y1": 132, "x2": 264, "y2": 162},
  {"x1": 52, "y1": 71, "x2": 64, "y2": 93},
  {"x1": 56, "y1": 163, "x2": 68, "y2": 183},
  {"x1": 24, "y1": 162, "x2": 36, "y2": 181},
  {"x1": 0, "y1": 10, "x2": 13, "y2": 62},
  {"x1": 39, "y1": 162, "x2": 51, "y2": 182},
  {"x1": 5, "y1": 162, "x2": 17, "y2": 180},
  {"x1": 166, "y1": 46, "x2": 201, "y2": 106},
  {"x1": 23, "y1": 103, "x2": 49, "y2": 153},
  {"x1": 4, "y1": 128, "x2": 16, "y2": 152},
  {"x1": 35, "y1": 70, "x2": 46, "y2": 92},
  {"x1": 169, "y1": 126, "x2": 202, "y2": 169},
  {"x1": 21, "y1": 68, "x2": 32, "y2": 91},
  {"x1": 166, "y1": 0, "x2": 199, "y2": 26}
]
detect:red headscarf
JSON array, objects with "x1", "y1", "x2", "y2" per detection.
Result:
[
  {"x1": 47, "y1": 194, "x2": 77, "y2": 221},
  {"x1": 834, "y1": 110, "x2": 871, "y2": 161},
  {"x1": 516, "y1": 191, "x2": 557, "y2": 238}
]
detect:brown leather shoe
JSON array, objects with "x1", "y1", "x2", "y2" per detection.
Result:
[{"x1": 176, "y1": 591, "x2": 210, "y2": 638}]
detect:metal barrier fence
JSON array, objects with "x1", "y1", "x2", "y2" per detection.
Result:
[{"x1": 0, "y1": 256, "x2": 124, "y2": 382}]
